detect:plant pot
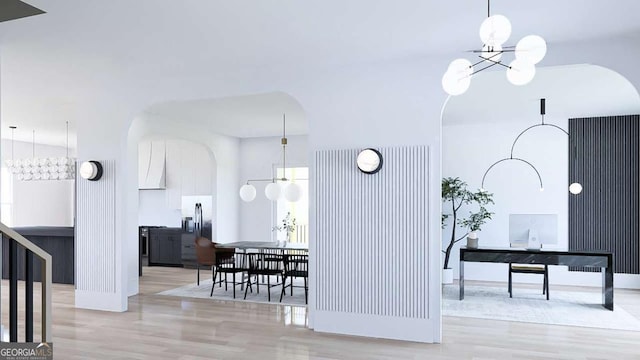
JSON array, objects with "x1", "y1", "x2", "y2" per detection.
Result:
[
  {"x1": 442, "y1": 268, "x2": 454, "y2": 284},
  {"x1": 466, "y1": 237, "x2": 479, "y2": 249}
]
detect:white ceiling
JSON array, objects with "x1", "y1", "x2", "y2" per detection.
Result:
[
  {"x1": 443, "y1": 65, "x2": 640, "y2": 125},
  {"x1": 144, "y1": 92, "x2": 307, "y2": 138},
  {"x1": 2, "y1": 1, "x2": 640, "y2": 146}
]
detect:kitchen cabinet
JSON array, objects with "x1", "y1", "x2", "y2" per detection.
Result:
[{"x1": 148, "y1": 228, "x2": 183, "y2": 266}]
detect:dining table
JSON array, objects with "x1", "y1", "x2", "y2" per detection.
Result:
[{"x1": 216, "y1": 241, "x2": 308, "y2": 251}]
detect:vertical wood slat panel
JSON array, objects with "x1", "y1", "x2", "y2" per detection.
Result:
[
  {"x1": 314, "y1": 146, "x2": 429, "y2": 318},
  {"x1": 569, "y1": 116, "x2": 639, "y2": 274},
  {"x1": 76, "y1": 160, "x2": 117, "y2": 292}
]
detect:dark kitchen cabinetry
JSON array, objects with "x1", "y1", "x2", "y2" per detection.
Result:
[
  {"x1": 181, "y1": 233, "x2": 197, "y2": 269},
  {"x1": 148, "y1": 228, "x2": 183, "y2": 267},
  {"x1": 2, "y1": 227, "x2": 74, "y2": 284}
]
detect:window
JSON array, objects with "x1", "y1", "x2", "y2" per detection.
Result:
[{"x1": 275, "y1": 167, "x2": 309, "y2": 243}]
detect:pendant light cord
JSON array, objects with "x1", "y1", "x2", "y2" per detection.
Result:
[{"x1": 487, "y1": 0, "x2": 490, "y2": 18}]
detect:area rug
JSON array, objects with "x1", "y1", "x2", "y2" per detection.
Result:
[
  {"x1": 157, "y1": 278, "x2": 307, "y2": 307},
  {"x1": 443, "y1": 285, "x2": 640, "y2": 331}
]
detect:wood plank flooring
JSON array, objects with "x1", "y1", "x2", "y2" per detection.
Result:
[{"x1": 2, "y1": 266, "x2": 640, "y2": 359}]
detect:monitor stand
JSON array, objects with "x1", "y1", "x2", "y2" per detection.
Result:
[{"x1": 526, "y1": 228, "x2": 541, "y2": 250}]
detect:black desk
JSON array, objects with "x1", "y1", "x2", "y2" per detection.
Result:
[{"x1": 459, "y1": 247, "x2": 614, "y2": 310}]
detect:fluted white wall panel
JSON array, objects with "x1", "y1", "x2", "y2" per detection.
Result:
[
  {"x1": 76, "y1": 160, "x2": 116, "y2": 293},
  {"x1": 315, "y1": 146, "x2": 429, "y2": 319}
]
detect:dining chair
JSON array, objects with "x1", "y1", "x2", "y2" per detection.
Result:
[
  {"x1": 280, "y1": 251, "x2": 308, "y2": 304},
  {"x1": 211, "y1": 250, "x2": 246, "y2": 298},
  {"x1": 194, "y1": 237, "x2": 216, "y2": 286},
  {"x1": 243, "y1": 250, "x2": 284, "y2": 302}
]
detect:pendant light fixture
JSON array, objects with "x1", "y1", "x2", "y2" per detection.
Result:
[
  {"x1": 5, "y1": 122, "x2": 76, "y2": 181},
  {"x1": 442, "y1": 0, "x2": 547, "y2": 96},
  {"x1": 481, "y1": 99, "x2": 583, "y2": 195},
  {"x1": 239, "y1": 114, "x2": 302, "y2": 203}
]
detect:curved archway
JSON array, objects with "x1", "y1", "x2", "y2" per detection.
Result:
[
  {"x1": 124, "y1": 91, "x2": 308, "y2": 296},
  {"x1": 440, "y1": 64, "x2": 640, "y2": 286}
]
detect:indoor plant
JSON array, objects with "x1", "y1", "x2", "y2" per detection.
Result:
[
  {"x1": 442, "y1": 177, "x2": 494, "y2": 284},
  {"x1": 273, "y1": 212, "x2": 297, "y2": 243}
]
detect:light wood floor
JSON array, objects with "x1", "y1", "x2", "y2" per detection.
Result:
[{"x1": 3, "y1": 267, "x2": 640, "y2": 360}]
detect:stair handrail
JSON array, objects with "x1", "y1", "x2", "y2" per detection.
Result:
[{"x1": 0, "y1": 222, "x2": 52, "y2": 342}]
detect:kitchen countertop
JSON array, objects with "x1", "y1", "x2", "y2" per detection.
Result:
[{"x1": 11, "y1": 226, "x2": 74, "y2": 237}]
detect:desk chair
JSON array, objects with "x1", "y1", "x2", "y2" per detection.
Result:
[{"x1": 508, "y1": 263, "x2": 549, "y2": 300}]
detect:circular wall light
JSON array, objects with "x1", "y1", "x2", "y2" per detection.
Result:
[
  {"x1": 79, "y1": 160, "x2": 103, "y2": 181},
  {"x1": 569, "y1": 182, "x2": 583, "y2": 195},
  {"x1": 357, "y1": 148, "x2": 383, "y2": 174}
]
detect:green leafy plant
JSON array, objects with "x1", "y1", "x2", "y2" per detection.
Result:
[
  {"x1": 442, "y1": 177, "x2": 494, "y2": 269},
  {"x1": 273, "y1": 212, "x2": 296, "y2": 240}
]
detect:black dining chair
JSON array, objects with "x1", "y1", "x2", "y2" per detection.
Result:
[
  {"x1": 280, "y1": 252, "x2": 308, "y2": 304},
  {"x1": 211, "y1": 251, "x2": 247, "y2": 298},
  {"x1": 243, "y1": 250, "x2": 284, "y2": 302}
]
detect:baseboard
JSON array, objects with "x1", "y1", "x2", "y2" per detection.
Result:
[
  {"x1": 313, "y1": 310, "x2": 438, "y2": 343},
  {"x1": 75, "y1": 290, "x2": 127, "y2": 312}
]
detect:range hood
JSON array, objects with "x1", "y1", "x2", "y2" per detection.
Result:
[{"x1": 138, "y1": 141, "x2": 166, "y2": 190}]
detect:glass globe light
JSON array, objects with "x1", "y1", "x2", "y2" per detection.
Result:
[
  {"x1": 442, "y1": 70, "x2": 471, "y2": 96},
  {"x1": 284, "y1": 183, "x2": 302, "y2": 202},
  {"x1": 23, "y1": 173, "x2": 33, "y2": 181},
  {"x1": 239, "y1": 184, "x2": 257, "y2": 202},
  {"x1": 5, "y1": 159, "x2": 13, "y2": 168},
  {"x1": 479, "y1": 14, "x2": 512, "y2": 46},
  {"x1": 58, "y1": 172, "x2": 69, "y2": 180},
  {"x1": 481, "y1": 44, "x2": 502, "y2": 63},
  {"x1": 447, "y1": 58, "x2": 473, "y2": 76},
  {"x1": 515, "y1": 35, "x2": 547, "y2": 65},
  {"x1": 33, "y1": 172, "x2": 42, "y2": 180},
  {"x1": 15, "y1": 159, "x2": 23, "y2": 167},
  {"x1": 50, "y1": 172, "x2": 59, "y2": 180},
  {"x1": 265, "y1": 182, "x2": 281, "y2": 201},
  {"x1": 569, "y1": 182, "x2": 583, "y2": 195},
  {"x1": 42, "y1": 172, "x2": 51, "y2": 180},
  {"x1": 49, "y1": 157, "x2": 59, "y2": 166},
  {"x1": 507, "y1": 59, "x2": 536, "y2": 85}
]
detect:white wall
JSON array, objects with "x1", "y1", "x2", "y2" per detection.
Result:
[
  {"x1": 138, "y1": 138, "x2": 215, "y2": 228},
  {"x1": 1, "y1": 139, "x2": 75, "y2": 227},
  {"x1": 443, "y1": 119, "x2": 640, "y2": 289},
  {"x1": 239, "y1": 135, "x2": 308, "y2": 241}
]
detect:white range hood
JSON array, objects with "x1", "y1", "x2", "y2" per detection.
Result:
[{"x1": 138, "y1": 140, "x2": 166, "y2": 190}]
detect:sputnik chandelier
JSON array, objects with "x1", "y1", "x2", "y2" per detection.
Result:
[
  {"x1": 442, "y1": 0, "x2": 547, "y2": 96},
  {"x1": 238, "y1": 114, "x2": 302, "y2": 203},
  {"x1": 481, "y1": 99, "x2": 583, "y2": 195}
]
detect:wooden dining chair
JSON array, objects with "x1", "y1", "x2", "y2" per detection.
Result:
[
  {"x1": 280, "y1": 252, "x2": 308, "y2": 304},
  {"x1": 243, "y1": 250, "x2": 284, "y2": 302}
]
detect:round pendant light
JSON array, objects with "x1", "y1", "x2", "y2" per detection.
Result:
[
  {"x1": 569, "y1": 182, "x2": 583, "y2": 195},
  {"x1": 284, "y1": 182, "x2": 302, "y2": 202},
  {"x1": 265, "y1": 182, "x2": 282, "y2": 201},
  {"x1": 239, "y1": 184, "x2": 257, "y2": 202}
]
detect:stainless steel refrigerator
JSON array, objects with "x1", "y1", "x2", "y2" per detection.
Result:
[{"x1": 181, "y1": 196, "x2": 213, "y2": 240}]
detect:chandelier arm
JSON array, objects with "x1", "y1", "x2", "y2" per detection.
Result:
[
  {"x1": 509, "y1": 124, "x2": 543, "y2": 158},
  {"x1": 470, "y1": 51, "x2": 502, "y2": 67},
  {"x1": 470, "y1": 61, "x2": 500, "y2": 76},
  {"x1": 478, "y1": 56, "x2": 510, "y2": 69},
  {"x1": 481, "y1": 157, "x2": 544, "y2": 191},
  {"x1": 510, "y1": 124, "x2": 570, "y2": 158}
]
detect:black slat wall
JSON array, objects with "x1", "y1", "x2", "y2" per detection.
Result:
[{"x1": 569, "y1": 115, "x2": 639, "y2": 274}]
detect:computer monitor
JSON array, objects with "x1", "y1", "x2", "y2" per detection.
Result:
[{"x1": 509, "y1": 214, "x2": 558, "y2": 249}]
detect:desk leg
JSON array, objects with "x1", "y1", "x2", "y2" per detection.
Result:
[
  {"x1": 602, "y1": 266, "x2": 614, "y2": 311},
  {"x1": 459, "y1": 260, "x2": 464, "y2": 300}
]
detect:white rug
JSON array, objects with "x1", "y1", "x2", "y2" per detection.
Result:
[
  {"x1": 444, "y1": 284, "x2": 640, "y2": 331},
  {"x1": 158, "y1": 277, "x2": 307, "y2": 307}
]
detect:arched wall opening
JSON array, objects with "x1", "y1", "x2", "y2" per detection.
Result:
[
  {"x1": 124, "y1": 91, "x2": 308, "y2": 296},
  {"x1": 440, "y1": 64, "x2": 640, "y2": 289}
]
